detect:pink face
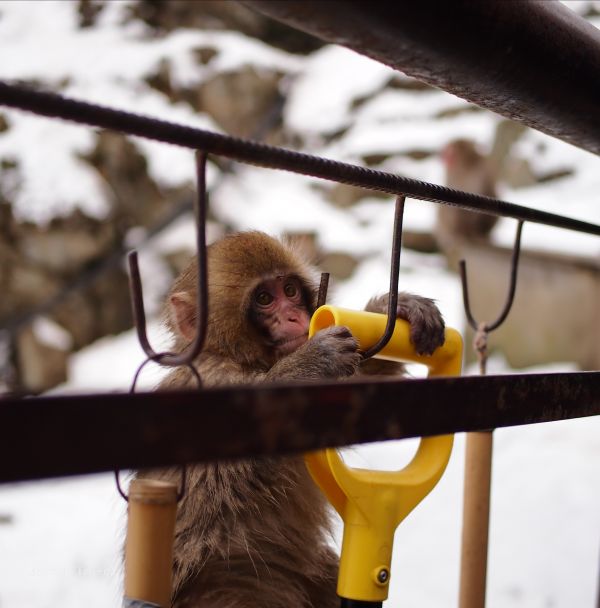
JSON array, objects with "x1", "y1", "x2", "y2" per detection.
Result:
[
  {"x1": 252, "y1": 275, "x2": 310, "y2": 356},
  {"x1": 441, "y1": 142, "x2": 457, "y2": 167}
]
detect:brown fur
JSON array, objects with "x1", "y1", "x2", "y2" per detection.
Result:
[
  {"x1": 141, "y1": 231, "x2": 445, "y2": 607},
  {"x1": 147, "y1": 458, "x2": 338, "y2": 608},
  {"x1": 436, "y1": 139, "x2": 499, "y2": 250}
]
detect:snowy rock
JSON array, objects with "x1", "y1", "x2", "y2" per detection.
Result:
[
  {"x1": 197, "y1": 66, "x2": 283, "y2": 138},
  {"x1": 16, "y1": 324, "x2": 69, "y2": 393}
]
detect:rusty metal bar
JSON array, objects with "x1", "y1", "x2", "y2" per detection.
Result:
[
  {"x1": 317, "y1": 272, "x2": 330, "y2": 308},
  {"x1": 362, "y1": 195, "x2": 405, "y2": 359},
  {"x1": 127, "y1": 151, "x2": 209, "y2": 368},
  {"x1": 1, "y1": 81, "x2": 600, "y2": 237},
  {"x1": 0, "y1": 372, "x2": 598, "y2": 483},
  {"x1": 245, "y1": 1, "x2": 600, "y2": 157},
  {"x1": 460, "y1": 221, "x2": 525, "y2": 334}
]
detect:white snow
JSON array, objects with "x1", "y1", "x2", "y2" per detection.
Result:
[
  {"x1": 32, "y1": 317, "x2": 73, "y2": 351},
  {"x1": 1, "y1": 473, "x2": 125, "y2": 608},
  {"x1": 285, "y1": 45, "x2": 393, "y2": 135},
  {"x1": 0, "y1": 1, "x2": 599, "y2": 607},
  {"x1": 0, "y1": 111, "x2": 109, "y2": 222},
  {"x1": 60, "y1": 320, "x2": 169, "y2": 394}
]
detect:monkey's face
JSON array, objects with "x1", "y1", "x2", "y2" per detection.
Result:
[
  {"x1": 251, "y1": 274, "x2": 310, "y2": 358},
  {"x1": 442, "y1": 139, "x2": 480, "y2": 170}
]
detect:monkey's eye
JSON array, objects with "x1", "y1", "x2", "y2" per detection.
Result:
[
  {"x1": 283, "y1": 281, "x2": 298, "y2": 298},
  {"x1": 255, "y1": 291, "x2": 274, "y2": 306}
]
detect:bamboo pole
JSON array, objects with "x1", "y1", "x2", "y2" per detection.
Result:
[
  {"x1": 124, "y1": 479, "x2": 178, "y2": 607},
  {"x1": 458, "y1": 431, "x2": 493, "y2": 608}
]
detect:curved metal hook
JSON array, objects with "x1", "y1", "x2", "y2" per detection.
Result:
[
  {"x1": 128, "y1": 151, "x2": 209, "y2": 367},
  {"x1": 459, "y1": 220, "x2": 524, "y2": 333},
  {"x1": 114, "y1": 354, "x2": 201, "y2": 503},
  {"x1": 362, "y1": 195, "x2": 406, "y2": 359},
  {"x1": 129, "y1": 355, "x2": 203, "y2": 393}
]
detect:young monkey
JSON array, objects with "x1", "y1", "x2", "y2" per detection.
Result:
[{"x1": 143, "y1": 231, "x2": 445, "y2": 608}]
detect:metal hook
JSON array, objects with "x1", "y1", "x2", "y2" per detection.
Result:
[
  {"x1": 316, "y1": 272, "x2": 330, "y2": 308},
  {"x1": 362, "y1": 195, "x2": 406, "y2": 359},
  {"x1": 114, "y1": 467, "x2": 187, "y2": 503},
  {"x1": 459, "y1": 220, "x2": 524, "y2": 333},
  {"x1": 129, "y1": 356, "x2": 203, "y2": 393},
  {"x1": 114, "y1": 354, "x2": 201, "y2": 503},
  {"x1": 128, "y1": 151, "x2": 209, "y2": 367}
]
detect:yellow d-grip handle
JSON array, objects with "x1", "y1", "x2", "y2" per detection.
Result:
[
  {"x1": 309, "y1": 305, "x2": 463, "y2": 377},
  {"x1": 305, "y1": 306, "x2": 463, "y2": 602}
]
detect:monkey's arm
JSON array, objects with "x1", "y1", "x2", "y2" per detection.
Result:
[{"x1": 160, "y1": 327, "x2": 361, "y2": 389}]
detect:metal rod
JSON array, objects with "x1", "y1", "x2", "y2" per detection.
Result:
[
  {"x1": 1, "y1": 372, "x2": 598, "y2": 483},
  {"x1": 126, "y1": 151, "x2": 209, "y2": 367},
  {"x1": 362, "y1": 195, "x2": 405, "y2": 359},
  {"x1": 1, "y1": 81, "x2": 599, "y2": 237},
  {"x1": 245, "y1": 1, "x2": 600, "y2": 157},
  {"x1": 340, "y1": 599, "x2": 382, "y2": 608},
  {"x1": 460, "y1": 221, "x2": 524, "y2": 333},
  {"x1": 317, "y1": 272, "x2": 330, "y2": 308}
]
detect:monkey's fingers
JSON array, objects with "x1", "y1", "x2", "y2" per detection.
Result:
[
  {"x1": 311, "y1": 326, "x2": 361, "y2": 376},
  {"x1": 396, "y1": 297, "x2": 445, "y2": 356}
]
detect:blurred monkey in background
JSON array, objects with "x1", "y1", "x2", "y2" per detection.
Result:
[
  {"x1": 435, "y1": 138, "x2": 498, "y2": 251},
  {"x1": 435, "y1": 122, "x2": 528, "y2": 255}
]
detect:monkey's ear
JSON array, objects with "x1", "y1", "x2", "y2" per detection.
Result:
[{"x1": 169, "y1": 291, "x2": 197, "y2": 341}]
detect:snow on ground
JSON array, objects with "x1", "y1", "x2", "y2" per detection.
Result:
[
  {"x1": 1, "y1": 473, "x2": 125, "y2": 608},
  {"x1": 0, "y1": 1, "x2": 599, "y2": 607}
]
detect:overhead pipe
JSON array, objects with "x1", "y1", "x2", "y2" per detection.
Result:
[{"x1": 244, "y1": 1, "x2": 600, "y2": 157}]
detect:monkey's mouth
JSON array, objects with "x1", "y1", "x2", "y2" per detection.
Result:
[{"x1": 275, "y1": 332, "x2": 308, "y2": 354}]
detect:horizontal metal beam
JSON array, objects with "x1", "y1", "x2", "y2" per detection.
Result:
[
  {"x1": 1, "y1": 82, "x2": 599, "y2": 237},
  {"x1": 1, "y1": 372, "x2": 598, "y2": 483},
  {"x1": 245, "y1": 1, "x2": 600, "y2": 157}
]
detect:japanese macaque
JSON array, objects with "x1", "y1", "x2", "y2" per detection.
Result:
[
  {"x1": 142, "y1": 231, "x2": 445, "y2": 608},
  {"x1": 435, "y1": 139, "x2": 499, "y2": 252}
]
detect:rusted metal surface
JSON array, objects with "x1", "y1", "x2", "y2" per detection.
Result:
[
  {"x1": 128, "y1": 151, "x2": 209, "y2": 369},
  {"x1": 245, "y1": 1, "x2": 600, "y2": 157},
  {"x1": 1, "y1": 81, "x2": 600, "y2": 237},
  {"x1": 0, "y1": 372, "x2": 598, "y2": 483},
  {"x1": 362, "y1": 196, "x2": 404, "y2": 359},
  {"x1": 316, "y1": 272, "x2": 330, "y2": 308},
  {"x1": 461, "y1": 222, "x2": 524, "y2": 333}
]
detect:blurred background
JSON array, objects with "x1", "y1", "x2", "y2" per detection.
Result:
[{"x1": 0, "y1": 1, "x2": 598, "y2": 607}]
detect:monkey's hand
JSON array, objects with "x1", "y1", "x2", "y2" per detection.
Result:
[
  {"x1": 267, "y1": 326, "x2": 361, "y2": 381},
  {"x1": 365, "y1": 292, "x2": 445, "y2": 356}
]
